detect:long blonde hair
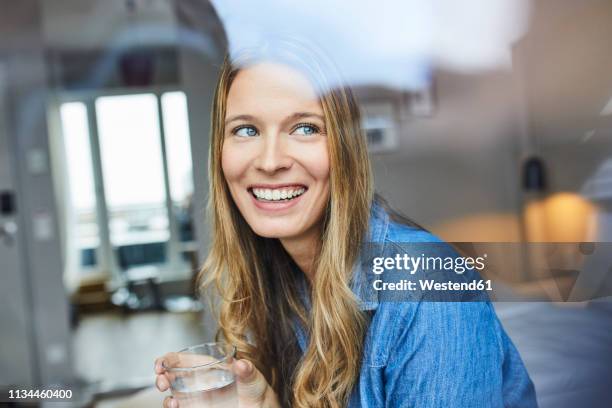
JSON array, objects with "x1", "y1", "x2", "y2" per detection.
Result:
[{"x1": 199, "y1": 39, "x2": 373, "y2": 407}]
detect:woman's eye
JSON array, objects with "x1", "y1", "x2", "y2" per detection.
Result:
[
  {"x1": 234, "y1": 126, "x2": 258, "y2": 137},
  {"x1": 292, "y1": 124, "x2": 320, "y2": 136}
]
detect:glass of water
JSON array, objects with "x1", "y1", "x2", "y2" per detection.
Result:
[{"x1": 165, "y1": 342, "x2": 238, "y2": 408}]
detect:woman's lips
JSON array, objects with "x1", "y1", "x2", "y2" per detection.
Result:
[
  {"x1": 248, "y1": 187, "x2": 306, "y2": 212},
  {"x1": 247, "y1": 183, "x2": 307, "y2": 191}
]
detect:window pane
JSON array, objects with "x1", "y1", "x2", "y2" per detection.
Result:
[
  {"x1": 161, "y1": 91, "x2": 195, "y2": 243},
  {"x1": 162, "y1": 91, "x2": 194, "y2": 203},
  {"x1": 60, "y1": 102, "x2": 99, "y2": 268},
  {"x1": 95, "y1": 94, "x2": 169, "y2": 260}
]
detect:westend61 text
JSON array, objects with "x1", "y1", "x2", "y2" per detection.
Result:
[{"x1": 373, "y1": 279, "x2": 493, "y2": 291}]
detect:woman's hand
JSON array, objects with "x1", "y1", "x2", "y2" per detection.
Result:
[{"x1": 154, "y1": 354, "x2": 281, "y2": 408}]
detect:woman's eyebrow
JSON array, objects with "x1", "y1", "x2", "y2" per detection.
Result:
[
  {"x1": 225, "y1": 112, "x2": 325, "y2": 126},
  {"x1": 225, "y1": 114, "x2": 255, "y2": 126},
  {"x1": 286, "y1": 112, "x2": 325, "y2": 122}
]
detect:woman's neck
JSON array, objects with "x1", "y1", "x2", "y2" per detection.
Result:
[{"x1": 280, "y1": 226, "x2": 321, "y2": 282}]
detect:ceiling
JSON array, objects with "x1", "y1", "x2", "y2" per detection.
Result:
[{"x1": 41, "y1": 0, "x2": 177, "y2": 50}]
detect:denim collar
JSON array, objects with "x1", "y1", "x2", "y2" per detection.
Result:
[
  {"x1": 349, "y1": 201, "x2": 389, "y2": 311},
  {"x1": 295, "y1": 202, "x2": 389, "y2": 313}
]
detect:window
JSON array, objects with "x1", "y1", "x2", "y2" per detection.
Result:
[
  {"x1": 162, "y1": 92, "x2": 195, "y2": 243},
  {"x1": 58, "y1": 91, "x2": 195, "y2": 280},
  {"x1": 96, "y1": 94, "x2": 169, "y2": 247},
  {"x1": 60, "y1": 102, "x2": 99, "y2": 268}
]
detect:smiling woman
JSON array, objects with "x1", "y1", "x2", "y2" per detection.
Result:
[
  {"x1": 221, "y1": 62, "x2": 331, "y2": 248},
  {"x1": 199, "y1": 43, "x2": 372, "y2": 407},
  {"x1": 153, "y1": 38, "x2": 537, "y2": 408}
]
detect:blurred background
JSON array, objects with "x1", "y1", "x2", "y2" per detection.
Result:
[{"x1": 0, "y1": 0, "x2": 611, "y2": 407}]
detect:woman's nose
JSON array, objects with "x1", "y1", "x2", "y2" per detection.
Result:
[{"x1": 254, "y1": 133, "x2": 292, "y2": 174}]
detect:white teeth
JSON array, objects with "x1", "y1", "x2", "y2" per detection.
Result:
[{"x1": 251, "y1": 187, "x2": 306, "y2": 201}]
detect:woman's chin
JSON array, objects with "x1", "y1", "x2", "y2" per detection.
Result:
[
  {"x1": 247, "y1": 219, "x2": 306, "y2": 240},
  {"x1": 251, "y1": 227, "x2": 300, "y2": 240}
]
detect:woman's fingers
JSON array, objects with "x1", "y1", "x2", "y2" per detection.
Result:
[
  {"x1": 154, "y1": 353, "x2": 181, "y2": 392},
  {"x1": 163, "y1": 396, "x2": 178, "y2": 408},
  {"x1": 155, "y1": 352, "x2": 181, "y2": 373},
  {"x1": 156, "y1": 374, "x2": 171, "y2": 392},
  {"x1": 154, "y1": 357, "x2": 166, "y2": 374},
  {"x1": 232, "y1": 359, "x2": 268, "y2": 403}
]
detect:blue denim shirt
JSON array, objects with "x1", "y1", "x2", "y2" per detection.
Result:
[{"x1": 293, "y1": 203, "x2": 538, "y2": 407}]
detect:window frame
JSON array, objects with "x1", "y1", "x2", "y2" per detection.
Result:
[{"x1": 55, "y1": 86, "x2": 195, "y2": 286}]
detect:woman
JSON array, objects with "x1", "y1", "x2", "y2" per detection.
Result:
[{"x1": 155, "y1": 40, "x2": 537, "y2": 407}]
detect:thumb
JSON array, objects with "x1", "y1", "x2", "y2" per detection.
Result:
[{"x1": 232, "y1": 359, "x2": 268, "y2": 403}]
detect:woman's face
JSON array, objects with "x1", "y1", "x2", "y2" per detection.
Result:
[{"x1": 221, "y1": 62, "x2": 330, "y2": 240}]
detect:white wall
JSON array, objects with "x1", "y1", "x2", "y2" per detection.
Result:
[
  {"x1": 0, "y1": 58, "x2": 37, "y2": 387},
  {"x1": 175, "y1": 0, "x2": 226, "y2": 340},
  {"x1": 373, "y1": 0, "x2": 612, "y2": 242},
  {"x1": 371, "y1": 68, "x2": 526, "y2": 241},
  {"x1": 0, "y1": 0, "x2": 73, "y2": 387}
]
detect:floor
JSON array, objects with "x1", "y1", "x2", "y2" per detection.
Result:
[
  {"x1": 72, "y1": 311, "x2": 207, "y2": 397},
  {"x1": 94, "y1": 388, "x2": 167, "y2": 408}
]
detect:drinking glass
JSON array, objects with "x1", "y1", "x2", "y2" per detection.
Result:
[{"x1": 165, "y1": 342, "x2": 237, "y2": 408}]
